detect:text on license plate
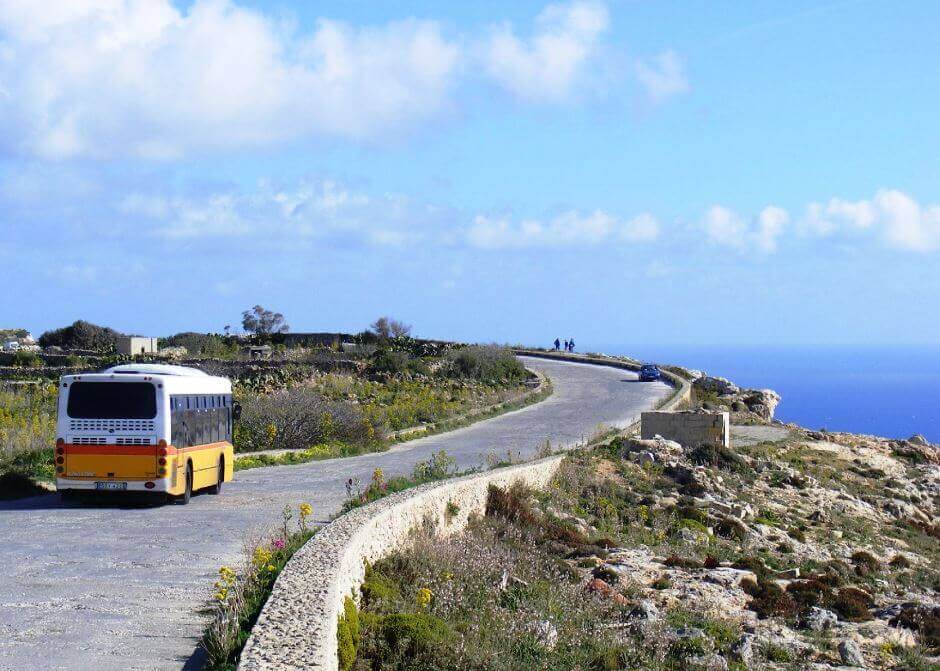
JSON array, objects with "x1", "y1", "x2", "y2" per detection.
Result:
[{"x1": 95, "y1": 482, "x2": 128, "y2": 491}]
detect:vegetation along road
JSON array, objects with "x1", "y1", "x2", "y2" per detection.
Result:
[{"x1": 0, "y1": 356, "x2": 671, "y2": 671}]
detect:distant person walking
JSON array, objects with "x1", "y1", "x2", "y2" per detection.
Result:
[
  {"x1": 568, "y1": 338, "x2": 576, "y2": 352},
  {"x1": 554, "y1": 338, "x2": 561, "y2": 351},
  {"x1": 563, "y1": 339, "x2": 569, "y2": 352}
]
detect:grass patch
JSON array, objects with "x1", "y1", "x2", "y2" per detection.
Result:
[{"x1": 201, "y1": 503, "x2": 317, "y2": 670}]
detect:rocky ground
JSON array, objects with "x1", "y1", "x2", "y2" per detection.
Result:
[{"x1": 353, "y1": 375, "x2": 939, "y2": 671}]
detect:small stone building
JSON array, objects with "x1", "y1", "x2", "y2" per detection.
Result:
[
  {"x1": 641, "y1": 410, "x2": 730, "y2": 449},
  {"x1": 117, "y1": 336, "x2": 159, "y2": 356}
]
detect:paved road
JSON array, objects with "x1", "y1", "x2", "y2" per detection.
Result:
[{"x1": 0, "y1": 357, "x2": 670, "y2": 671}]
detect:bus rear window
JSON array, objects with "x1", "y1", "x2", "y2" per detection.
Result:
[{"x1": 66, "y1": 382, "x2": 157, "y2": 419}]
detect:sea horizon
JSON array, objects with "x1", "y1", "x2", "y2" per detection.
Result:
[{"x1": 588, "y1": 343, "x2": 940, "y2": 444}]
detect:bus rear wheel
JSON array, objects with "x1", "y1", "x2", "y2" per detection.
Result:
[
  {"x1": 178, "y1": 463, "x2": 193, "y2": 505},
  {"x1": 208, "y1": 457, "x2": 224, "y2": 495}
]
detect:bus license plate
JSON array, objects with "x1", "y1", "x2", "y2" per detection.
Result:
[{"x1": 95, "y1": 482, "x2": 128, "y2": 491}]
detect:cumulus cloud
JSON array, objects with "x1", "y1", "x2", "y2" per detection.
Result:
[
  {"x1": 0, "y1": 0, "x2": 460, "y2": 158},
  {"x1": 482, "y1": 1, "x2": 610, "y2": 102},
  {"x1": 802, "y1": 189, "x2": 940, "y2": 252},
  {"x1": 703, "y1": 204, "x2": 788, "y2": 254},
  {"x1": 635, "y1": 50, "x2": 690, "y2": 103},
  {"x1": 466, "y1": 209, "x2": 657, "y2": 249},
  {"x1": 0, "y1": 0, "x2": 638, "y2": 159},
  {"x1": 116, "y1": 179, "x2": 436, "y2": 247}
]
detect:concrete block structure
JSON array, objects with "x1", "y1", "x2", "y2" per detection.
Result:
[
  {"x1": 641, "y1": 410, "x2": 730, "y2": 448},
  {"x1": 116, "y1": 336, "x2": 158, "y2": 356}
]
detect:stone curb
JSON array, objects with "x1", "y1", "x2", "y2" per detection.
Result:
[{"x1": 237, "y1": 354, "x2": 689, "y2": 670}]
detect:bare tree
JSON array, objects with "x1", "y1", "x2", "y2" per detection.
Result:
[
  {"x1": 242, "y1": 306, "x2": 289, "y2": 335},
  {"x1": 370, "y1": 316, "x2": 411, "y2": 340}
]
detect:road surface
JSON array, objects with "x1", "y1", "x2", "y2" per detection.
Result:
[{"x1": 0, "y1": 356, "x2": 670, "y2": 671}]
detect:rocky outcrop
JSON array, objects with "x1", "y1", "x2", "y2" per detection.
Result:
[
  {"x1": 692, "y1": 375, "x2": 781, "y2": 422},
  {"x1": 694, "y1": 376, "x2": 739, "y2": 396}
]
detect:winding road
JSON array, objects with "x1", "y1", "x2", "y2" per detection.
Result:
[{"x1": 0, "y1": 356, "x2": 671, "y2": 671}]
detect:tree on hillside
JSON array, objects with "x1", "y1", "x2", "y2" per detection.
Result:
[
  {"x1": 370, "y1": 316, "x2": 411, "y2": 340},
  {"x1": 38, "y1": 320, "x2": 122, "y2": 351},
  {"x1": 241, "y1": 306, "x2": 289, "y2": 335}
]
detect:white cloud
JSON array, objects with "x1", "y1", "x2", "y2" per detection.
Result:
[
  {"x1": 703, "y1": 204, "x2": 788, "y2": 254},
  {"x1": 802, "y1": 189, "x2": 940, "y2": 252},
  {"x1": 117, "y1": 179, "x2": 434, "y2": 246},
  {"x1": 0, "y1": 1, "x2": 631, "y2": 159},
  {"x1": 482, "y1": 1, "x2": 609, "y2": 102},
  {"x1": 622, "y1": 213, "x2": 660, "y2": 242},
  {"x1": 703, "y1": 205, "x2": 747, "y2": 250},
  {"x1": 755, "y1": 206, "x2": 789, "y2": 253},
  {"x1": 466, "y1": 209, "x2": 657, "y2": 249},
  {"x1": 635, "y1": 50, "x2": 689, "y2": 103},
  {"x1": 0, "y1": 0, "x2": 460, "y2": 158}
]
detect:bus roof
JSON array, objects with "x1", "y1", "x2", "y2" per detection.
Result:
[{"x1": 100, "y1": 364, "x2": 210, "y2": 377}]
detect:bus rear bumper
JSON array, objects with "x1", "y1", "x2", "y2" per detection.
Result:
[{"x1": 56, "y1": 477, "x2": 171, "y2": 493}]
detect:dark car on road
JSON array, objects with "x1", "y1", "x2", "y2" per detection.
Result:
[{"x1": 638, "y1": 364, "x2": 662, "y2": 381}]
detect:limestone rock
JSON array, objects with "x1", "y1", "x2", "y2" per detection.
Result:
[
  {"x1": 838, "y1": 640, "x2": 866, "y2": 667},
  {"x1": 729, "y1": 633, "x2": 754, "y2": 665},
  {"x1": 694, "y1": 376, "x2": 740, "y2": 396},
  {"x1": 802, "y1": 607, "x2": 838, "y2": 631}
]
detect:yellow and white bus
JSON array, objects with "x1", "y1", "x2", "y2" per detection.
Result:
[{"x1": 55, "y1": 364, "x2": 235, "y2": 503}]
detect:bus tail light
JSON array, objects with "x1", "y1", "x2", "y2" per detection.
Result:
[
  {"x1": 158, "y1": 457, "x2": 166, "y2": 466},
  {"x1": 56, "y1": 457, "x2": 64, "y2": 465},
  {"x1": 56, "y1": 446, "x2": 65, "y2": 456},
  {"x1": 56, "y1": 466, "x2": 64, "y2": 474},
  {"x1": 157, "y1": 468, "x2": 167, "y2": 477},
  {"x1": 56, "y1": 438, "x2": 64, "y2": 447}
]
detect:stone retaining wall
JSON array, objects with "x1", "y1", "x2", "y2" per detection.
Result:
[
  {"x1": 238, "y1": 353, "x2": 690, "y2": 671},
  {"x1": 238, "y1": 456, "x2": 565, "y2": 671}
]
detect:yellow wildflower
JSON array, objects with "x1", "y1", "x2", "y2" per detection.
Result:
[
  {"x1": 252, "y1": 546, "x2": 273, "y2": 568},
  {"x1": 267, "y1": 564, "x2": 276, "y2": 572},
  {"x1": 299, "y1": 502, "x2": 313, "y2": 518},
  {"x1": 415, "y1": 587, "x2": 432, "y2": 609}
]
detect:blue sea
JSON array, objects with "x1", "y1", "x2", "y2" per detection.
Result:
[{"x1": 592, "y1": 345, "x2": 940, "y2": 443}]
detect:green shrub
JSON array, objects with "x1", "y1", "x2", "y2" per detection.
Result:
[
  {"x1": 38, "y1": 319, "x2": 120, "y2": 350},
  {"x1": 444, "y1": 346, "x2": 528, "y2": 384},
  {"x1": 786, "y1": 579, "x2": 833, "y2": 609},
  {"x1": 665, "y1": 555, "x2": 702, "y2": 569},
  {"x1": 337, "y1": 595, "x2": 361, "y2": 670},
  {"x1": 369, "y1": 350, "x2": 413, "y2": 375},
  {"x1": 337, "y1": 613, "x2": 356, "y2": 671},
  {"x1": 746, "y1": 580, "x2": 798, "y2": 619},
  {"x1": 732, "y1": 556, "x2": 770, "y2": 579},
  {"x1": 889, "y1": 554, "x2": 912, "y2": 569},
  {"x1": 833, "y1": 587, "x2": 873, "y2": 621},
  {"x1": 788, "y1": 527, "x2": 807, "y2": 543},
  {"x1": 851, "y1": 550, "x2": 881, "y2": 577},
  {"x1": 236, "y1": 387, "x2": 382, "y2": 452},
  {"x1": 381, "y1": 613, "x2": 449, "y2": 654},
  {"x1": 361, "y1": 573, "x2": 400, "y2": 606},
  {"x1": 688, "y1": 443, "x2": 750, "y2": 472},
  {"x1": 652, "y1": 576, "x2": 673, "y2": 590},
  {"x1": 11, "y1": 350, "x2": 42, "y2": 368}
]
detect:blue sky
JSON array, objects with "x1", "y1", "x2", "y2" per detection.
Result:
[{"x1": 1, "y1": 0, "x2": 938, "y2": 346}]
